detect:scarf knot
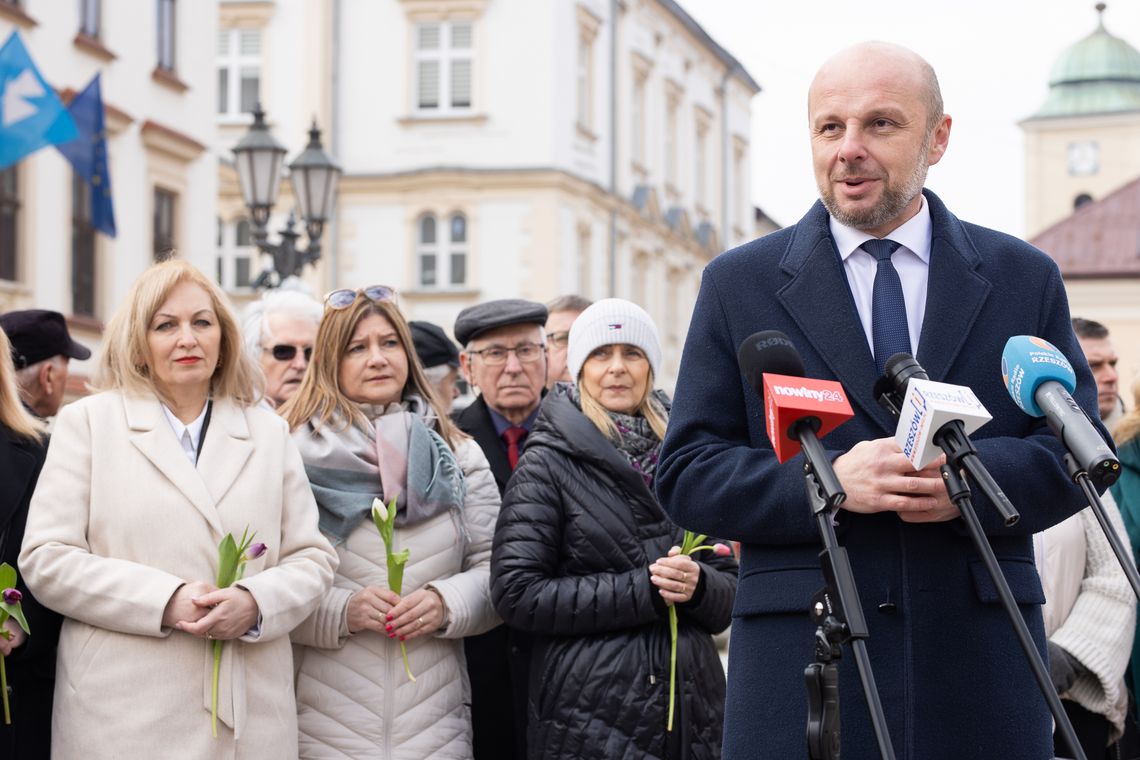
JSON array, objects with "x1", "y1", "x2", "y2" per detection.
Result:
[{"x1": 292, "y1": 394, "x2": 466, "y2": 543}]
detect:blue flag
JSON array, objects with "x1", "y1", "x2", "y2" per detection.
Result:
[
  {"x1": 0, "y1": 30, "x2": 78, "y2": 170},
  {"x1": 56, "y1": 73, "x2": 116, "y2": 237}
]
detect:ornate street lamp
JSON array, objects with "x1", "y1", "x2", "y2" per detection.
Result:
[{"x1": 232, "y1": 105, "x2": 341, "y2": 287}]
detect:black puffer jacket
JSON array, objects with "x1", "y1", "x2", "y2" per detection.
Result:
[{"x1": 491, "y1": 388, "x2": 737, "y2": 760}]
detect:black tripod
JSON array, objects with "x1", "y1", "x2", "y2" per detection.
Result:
[
  {"x1": 875, "y1": 357, "x2": 1089, "y2": 760},
  {"x1": 797, "y1": 427, "x2": 897, "y2": 760}
]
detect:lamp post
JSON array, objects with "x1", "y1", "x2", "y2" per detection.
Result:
[{"x1": 232, "y1": 106, "x2": 341, "y2": 287}]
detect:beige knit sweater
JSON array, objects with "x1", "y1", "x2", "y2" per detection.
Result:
[{"x1": 1034, "y1": 491, "x2": 1136, "y2": 739}]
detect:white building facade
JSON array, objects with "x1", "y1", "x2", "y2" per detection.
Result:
[
  {"x1": 216, "y1": 0, "x2": 759, "y2": 389},
  {"x1": 1, "y1": 0, "x2": 218, "y2": 389}
]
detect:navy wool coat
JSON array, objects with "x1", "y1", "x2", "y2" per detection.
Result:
[{"x1": 656, "y1": 190, "x2": 1105, "y2": 760}]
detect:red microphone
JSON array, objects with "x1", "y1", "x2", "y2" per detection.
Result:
[
  {"x1": 737, "y1": 331, "x2": 855, "y2": 469},
  {"x1": 762, "y1": 374, "x2": 855, "y2": 463}
]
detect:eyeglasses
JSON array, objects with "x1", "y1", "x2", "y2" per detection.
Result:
[
  {"x1": 324, "y1": 285, "x2": 398, "y2": 310},
  {"x1": 265, "y1": 344, "x2": 313, "y2": 362},
  {"x1": 546, "y1": 331, "x2": 570, "y2": 348},
  {"x1": 466, "y1": 342, "x2": 546, "y2": 366}
]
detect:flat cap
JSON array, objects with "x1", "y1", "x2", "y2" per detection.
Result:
[
  {"x1": 453, "y1": 299, "x2": 548, "y2": 346},
  {"x1": 410, "y1": 320, "x2": 460, "y2": 369},
  {"x1": 0, "y1": 309, "x2": 92, "y2": 369}
]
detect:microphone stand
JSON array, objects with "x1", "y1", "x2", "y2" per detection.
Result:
[
  {"x1": 937, "y1": 461, "x2": 1087, "y2": 760},
  {"x1": 1065, "y1": 454, "x2": 1140, "y2": 600},
  {"x1": 876, "y1": 386, "x2": 1087, "y2": 760},
  {"x1": 931, "y1": 424, "x2": 1020, "y2": 527},
  {"x1": 796, "y1": 423, "x2": 896, "y2": 760}
]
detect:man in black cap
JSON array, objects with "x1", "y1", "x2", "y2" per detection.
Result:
[
  {"x1": 410, "y1": 320, "x2": 463, "y2": 413},
  {"x1": 1, "y1": 309, "x2": 91, "y2": 418},
  {"x1": 452, "y1": 297, "x2": 548, "y2": 760}
]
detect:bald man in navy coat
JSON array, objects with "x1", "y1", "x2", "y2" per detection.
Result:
[{"x1": 656, "y1": 42, "x2": 1106, "y2": 760}]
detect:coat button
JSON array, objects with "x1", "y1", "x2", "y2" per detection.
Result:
[{"x1": 877, "y1": 601, "x2": 896, "y2": 614}]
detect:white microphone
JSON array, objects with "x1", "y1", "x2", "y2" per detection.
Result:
[{"x1": 894, "y1": 378, "x2": 993, "y2": 469}]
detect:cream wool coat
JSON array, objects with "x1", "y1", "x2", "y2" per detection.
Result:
[
  {"x1": 19, "y1": 391, "x2": 338, "y2": 760},
  {"x1": 292, "y1": 437, "x2": 501, "y2": 759}
]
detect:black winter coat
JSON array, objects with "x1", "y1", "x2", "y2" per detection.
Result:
[
  {"x1": 491, "y1": 389, "x2": 737, "y2": 760},
  {"x1": 0, "y1": 424, "x2": 58, "y2": 759}
]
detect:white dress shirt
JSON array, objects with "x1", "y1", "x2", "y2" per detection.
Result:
[
  {"x1": 161, "y1": 401, "x2": 209, "y2": 465},
  {"x1": 830, "y1": 196, "x2": 933, "y2": 361}
]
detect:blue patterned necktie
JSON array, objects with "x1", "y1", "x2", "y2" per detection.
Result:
[{"x1": 862, "y1": 238, "x2": 910, "y2": 374}]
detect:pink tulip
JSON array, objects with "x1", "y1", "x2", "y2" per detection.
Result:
[
  {"x1": 1, "y1": 589, "x2": 21, "y2": 605},
  {"x1": 713, "y1": 543, "x2": 732, "y2": 557}
]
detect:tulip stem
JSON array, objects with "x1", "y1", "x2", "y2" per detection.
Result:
[
  {"x1": 667, "y1": 606, "x2": 678, "y2": 732},
  {"x1": 1, "y1": 653, "x2": 9, "y2": 725},
  {"x1": 211, "y1": 639, "x2": 222, "y2": 737},
  {"x1": 401, "y1": 641, "x2": 416, "y2": 682}
]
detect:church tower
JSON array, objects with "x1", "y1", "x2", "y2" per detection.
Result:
[{"x1": 1021, "y1": 3, "x2": 1140, "y2": 238}]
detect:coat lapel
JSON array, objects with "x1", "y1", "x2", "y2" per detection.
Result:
[
  {"x1": 915, "y1": 192, "x2": 991, "y2": 382},
  {"x1": 196, "y1": 399, "x2": 254, "y2": 512},
  {"x1": 776, "y1": 202, "x2": 895, "y2": 433},
  {"x1": 775, "y1": 193, "x2": 993, "y2": 433},
  {"x1": 124, "y1": 394, "x2": 225, "y2": 537},
  {"x1": 455, "y1": 397, "x2": 513, "y2": 493}
]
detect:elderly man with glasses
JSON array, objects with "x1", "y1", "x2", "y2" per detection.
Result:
[
  {"x1": 543, "y1": 294, "x2": 592, "y2": 390},
  {"x1": 241, "y1": 288, "x2": 323, "y2": 408},
  {"x1": 452, "y1": 298, "x2": 548, "y2": 760}
]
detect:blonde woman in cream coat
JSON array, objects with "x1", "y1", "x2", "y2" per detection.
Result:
[{"x1": 20, "y1": 261, "x2": 337, "y2": 759}]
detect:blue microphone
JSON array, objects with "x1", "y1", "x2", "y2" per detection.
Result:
[{"x1": 1001, "y1": 335, "x2": 1120, "y2": 489}]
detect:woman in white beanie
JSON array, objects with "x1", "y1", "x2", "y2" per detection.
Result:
[{"x1": 491, "y1": 298, "x2": 737, "y2": 759}]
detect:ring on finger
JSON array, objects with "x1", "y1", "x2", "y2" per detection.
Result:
[
  {"x1": 681, "y1": 572, "x2": 688, "y2": 582},
  {"x1": 418, "y1": 616, "x2": 425, "y2": 627}
]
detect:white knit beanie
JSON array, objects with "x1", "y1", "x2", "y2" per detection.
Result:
[{"x1": 567, "y1": 298, "x2": 662, "y2": 382}]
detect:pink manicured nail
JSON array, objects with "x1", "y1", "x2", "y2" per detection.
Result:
[
  {"x1": 399, "y1": 636, "x2": 406, "y2": 642},
  {"x1": 385, "y1": 615, "x2": 392, "y2": 622},
  {"x1": 385, "y1": 624, "x2": 393, "y2": 632},
  {"x1": 388, "y1": 632, "x2": 396, "y2": 638}
]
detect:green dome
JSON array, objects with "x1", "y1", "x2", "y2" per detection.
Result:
[{"x1": 1031, "y1": 7, "x2": 1140, "y2": 119}]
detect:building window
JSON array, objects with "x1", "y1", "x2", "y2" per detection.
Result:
[
  {"x1": 417, "y1": 214, "x2": 437, "y2": 286},
  {"x1": 414, "y1": 21, "x2": 473, "y2": 114},
  {"x1": 575, "y1": 7, "x2": 601, "y2": 134},
  {"x1": 733, "y1": 140, "x2": 746, "y2": 235},
  {"x1": 217, "y1": 28, "x2": 261, "y2": 117},
  {"x1": 694, "y1": 117, "x2": 709, "y2": 211},
  {"x1": 577, "y1": 223, "x2": 591, "y2": 296},
  {"x1": 631, "y1": 70, "x2": 647, "y2": 169},
  {"x1": 631, "y1": 251, "x2": 649, "y2": 312},
  {"x1": 153, "y1": 187, "x2": 176, "y2": 260},
  {"x1": 80, "y1": 0, "x2": 101, "y2": 38},
  {"x1": 577, "y1": 31, "x2": 593, "y2": 130},
  {"x1": 0, "y1": 166, "x2": 18, "y2": 281},
  {"x1": 216, "y1": 217, "x2": 254, "y2": 290},
  {"x1": 157, "y1": 0, "x2": 176, "y2": 72},
  {"x1": 72, "y1": 173, "x2": 97, "y2": 317},
  {"x1": 666, "y1": 268, "x2": 682, "y2": 347},
  {"x1": 665, "y1": 89, "x2": 680, "y2": 191},
  {"x1": 417, "y1": 212, "x2": 467, "y2": 288},
  {"x1": 448, "y1": 213, "x2": 467, "y2": 286}
]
